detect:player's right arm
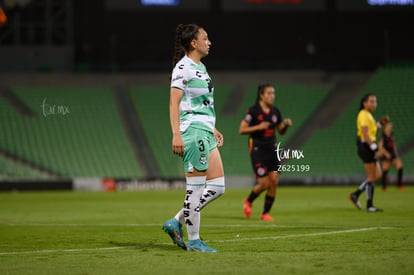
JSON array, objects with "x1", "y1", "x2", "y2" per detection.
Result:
[
  {"x1": 239, "y1": 109, "x2": 270, "y2": 135},
  {"x1": 239, "y1": 120, "x2": 270, "y2": 135},
  {"x1": 361, "y1": 126, "x2": 377, "y2": 151},
  {"x1": 170, "y1": 87, "x2": 184, "y2": 156}
]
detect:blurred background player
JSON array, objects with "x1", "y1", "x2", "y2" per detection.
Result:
[
  {"x1": 349, "y1": 93, "x2": 389, "y2": 212},
  {"x1": 0, "y1": 6, "x2": 7, "y2": 26},
  {"x1": 239, "y1": 84, "x2": 292, "y2": 222},
  {"x1": 0, "y1": 0, "x2": 32, "y2": 27},
  {"x1": 162, "y1": 24, "x2": 225, "y2": 253},
  {"x1": 378, "y1": 121, "x2": 405, "y2": 191}
]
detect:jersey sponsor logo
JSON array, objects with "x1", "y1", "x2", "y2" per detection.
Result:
[{"x1": 172, "y1": 75, "x2": 184, "y2": 82}]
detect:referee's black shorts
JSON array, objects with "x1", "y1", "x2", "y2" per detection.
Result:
[
  {"x1": 357, "y1": 138, "x2": 376, "y2": 163},
  {"x1": 250, "y1": 144, "x2": 280, "y2": 177}
]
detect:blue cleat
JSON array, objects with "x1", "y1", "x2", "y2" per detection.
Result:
[
  {"x1": 187, "y1": 239, "x2": 218, "y2": 252},
  {"x1": 162, "y1": 218, "x2": 186, "y2": 250}
]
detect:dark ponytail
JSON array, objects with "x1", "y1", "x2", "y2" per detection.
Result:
[
  {"x1": 171, "y1": 24, "x2": 186, "y2": 70},
  {"x1": 171, "y1": 23, "x2": 202, "y2": 70},
  {"x1": 359, "y1": 93, "x2": 375, "y2": 111},
  {"x1": 255, "y1": 84, "x2": 272, "y2": 104}
]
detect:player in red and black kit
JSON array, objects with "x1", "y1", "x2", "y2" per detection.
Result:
[
  {"x1": 239, "y1": 84, "x2": 292, "y2": 222},
  {"x1": 379, "y1": 122, "x2": 404, "y2": 191}
]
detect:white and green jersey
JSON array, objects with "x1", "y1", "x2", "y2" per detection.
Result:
[{"x1": 171, "y1": 55, "x2": 215, "y2": 133}]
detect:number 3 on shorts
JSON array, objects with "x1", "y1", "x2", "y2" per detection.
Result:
[{"x1": 198, "y1": 140, "x2": 205, "y2": 152}]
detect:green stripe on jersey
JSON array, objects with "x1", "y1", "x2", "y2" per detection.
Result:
[
  {"x1": 190, "y1": 63, "x2": 206, "y2": 71},
  {"x1": 180, "y1": 112, "x2": 191, "y2": 120},
  {"x1": 191, "y1": 93, "x2": 213, "y2": 107},
  {"x1": 192, "y1": 107, "x2": 215, "y2": 117},
  {"x1": 188, "y1": 78, "x2": 209, "y2": 89}
]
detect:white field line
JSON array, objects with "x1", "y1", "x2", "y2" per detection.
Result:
[
  {"x1": 0, "y1": 227, "x2": 392, "y2": 256},
  {"x1": 2, "y1": 223, "x2": 346, "y2": 229},
  {"x1": 214, "y1": 227, "x2": 393, "y2": 242}
]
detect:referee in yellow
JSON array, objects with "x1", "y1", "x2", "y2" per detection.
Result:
[{"x1": 349, "y1": 93, "x2": 388, "y2": 212}]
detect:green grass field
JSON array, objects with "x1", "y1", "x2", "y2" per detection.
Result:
[{"x1": 0, "y1": 186, "x2": 413, "y2": 274}]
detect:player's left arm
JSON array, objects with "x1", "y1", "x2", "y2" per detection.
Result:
[
  {"x1": 214, "y1": 128, "x2": 224, "y2": 147},
  {"x1": 277, "y1": 118, "x2": 292, "y2": 135}
]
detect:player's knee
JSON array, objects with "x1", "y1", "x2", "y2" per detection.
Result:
[{"x1": 206, "y1": 176, "x2": 225, "y2": 195}]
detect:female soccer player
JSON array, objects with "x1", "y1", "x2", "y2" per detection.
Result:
[
  {"x1": 349, "y1": 93, "x2": 387, "y2": 212},
  {"x1": 379, "y1": 122, "x2": 404, "y2": 191},
  {"x1": 239, "y1": 84, "x2": 292, "y2": 222},
  {"x1": 162, "y1": 24, "x2": 225, "y2": 252}
]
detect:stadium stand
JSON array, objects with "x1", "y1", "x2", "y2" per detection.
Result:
[
  {"x1": 0, "y1": 86, "x2": 143, "y2": 178},
  {"x1": 0, "y1": 154, "x2": 51, "y2": 179},
  {"x1": 297, "y1": 66, "x2": 414, "y2": 176},
  {"x1": 130, "y1": 86, "x2": 180, "y2": 178},
  {"x1": 0, "y1": 69, "x2": 412, "y2": 184}
]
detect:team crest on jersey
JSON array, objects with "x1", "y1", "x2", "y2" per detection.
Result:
[
  {"x1": 200, "y1": 153, "x2": 207, "y2": 165},
  {"x1": 272, "y1": 115, "x2": 278, "y2": 123},
  {"x1": 244, "y1": 114, "x2": 252, "y2": 122}
]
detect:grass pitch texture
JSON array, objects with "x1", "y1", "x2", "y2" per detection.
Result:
[{"x1": 0, "y1": 186, "x2": 413, "y2": 274}]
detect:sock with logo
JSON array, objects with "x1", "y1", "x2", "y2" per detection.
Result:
[
  {"x1": 183, "y1": 176, "x2": 205, "y2": 240},
  {"x1": 199, "y1": 177, "x2": 225, "y2": 211}
]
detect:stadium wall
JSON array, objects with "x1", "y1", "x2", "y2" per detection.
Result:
[{"x1": 1, "y1": 175, "x2": 413, "y2": 192}]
